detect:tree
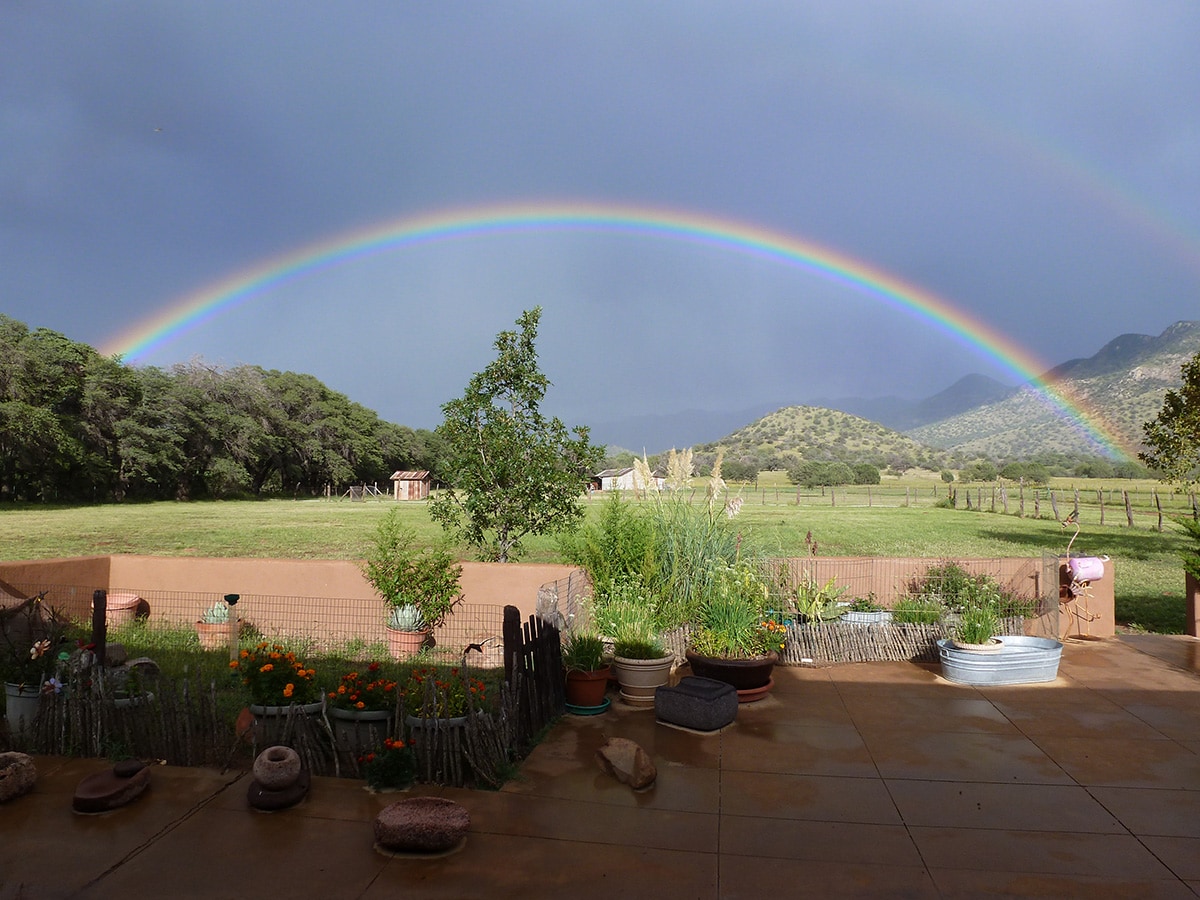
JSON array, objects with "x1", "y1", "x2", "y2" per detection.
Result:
[
  {"x1": 1141, "y1": 351, "x2": 1200, "y2": 486},
  {"x1": 430, "y1": 308, "x2": 603, "y2": 562}
]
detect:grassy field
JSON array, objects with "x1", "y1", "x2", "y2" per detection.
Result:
[{"x1": 0, "y1": 480, "x2": 1192, "y2": 633}]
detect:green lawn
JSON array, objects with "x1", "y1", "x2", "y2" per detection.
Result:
[{"x1": 0, "y1": 487, "x2": 1191, "y2": 632}]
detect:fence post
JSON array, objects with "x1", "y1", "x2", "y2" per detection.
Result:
[
  {"x1": 1154, "y1": 491, "x2": 1163, "y2": 532},
  {"x1": 1123, "y1": 490, "x2": 1134, "y2": 528},
  {"x1": 1098, "y1": 490, "x2": 1105, "y2": 526},
  {"x1": 502, "y1": 605, "x2": 521, "y2": 685}
]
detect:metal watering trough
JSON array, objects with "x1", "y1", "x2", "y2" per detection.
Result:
[{"x1": 937, "y1": 635, "x2": 1064, "y2": 685}]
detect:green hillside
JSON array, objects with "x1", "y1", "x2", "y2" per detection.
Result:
[
  {"x1": 909, "y1": 321, "x2": 1199, "y2": 458},
  {"x1": 696, "y1": 405, "x2": 950, "y2": 471}
]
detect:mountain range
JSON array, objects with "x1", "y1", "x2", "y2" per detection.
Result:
[{"x1": 595, "y1": 321, "x2": 1199, "y2": 461}]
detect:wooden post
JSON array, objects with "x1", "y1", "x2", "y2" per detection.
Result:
[
  {"x1": 91, "y1": 589, "x2": 107, "y2": 668},
  {"x1": 1123, "y1": 490, "x2": 1134, "y2": 527},
  {"x1": 1154, "y1": 491, "x2": 1163, "y2": 532},
  {"x1": 224, "y1": 593, "x2": 240, "y2": 662},
  {"x1": 1073, "y1": 488, "x2": 1080, "y2": 522},
  {"x1": 1018, "y1": 478, "x2": 1025, "y2": 518},
  {"x1": 867, "y1": 486, "x2": 872, "y2": 507},
  {"x1": 1000, "y1": 484, "x2": 1008, "y2": 515},
  {"x1": 502, "y1": 605, "x2": 521, "y2": 686},
  {"x1": 1098, "y1": 490, "x2": 1105, "y2": 525},
  {"x1": 1050, "y1": 491, "x2": 1061, "y2": 521}
]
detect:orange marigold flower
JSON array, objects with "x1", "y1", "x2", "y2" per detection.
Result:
[
  {"x1": 283, "y1": 683, "x2": 295, "y2": 697},
  {"x1": 259, "y1": 663, "x2": 274, "y2": 673},
  {"x1": 355, "y1": 700, "x2": 365, "y2": 709},
  {"x1": 228, "y1": 660, "x2": 239, "y2": 669}
]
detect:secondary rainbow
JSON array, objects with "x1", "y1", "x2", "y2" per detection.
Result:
[{"x1": 100, "y1": 200, "x2": 1132, "y2": 459}]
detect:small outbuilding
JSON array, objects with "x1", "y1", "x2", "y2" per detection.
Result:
[
  {"x1": 594, "y1": 467, "x2": 665, "y2": 493},
  {"x1": 390, "y1": 470, "x2": 431, "y2": 501}
]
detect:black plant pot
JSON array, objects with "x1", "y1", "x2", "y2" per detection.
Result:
[{"x1": 685, "y1": 649, "x2": 778, "y2": 691}]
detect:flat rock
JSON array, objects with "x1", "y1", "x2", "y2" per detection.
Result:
[
  {"x1": 247, "y1": 768, "x2": 310, "y2": 811},
  {"x1": 0, "y1": 752, "x2": 37, "y2": 803},
  {"x1": 253, "y1": 745, "x2": 301, "y2": 790},
  {"x1": 73, "y1": 762, "x2": 150, "y2": 813},
  {"x1": 595, "y1": 737, "x2": 656, "y2": 790},
  {"x1": 375, "y1": 797, "x2": 470, "y2": 854}
]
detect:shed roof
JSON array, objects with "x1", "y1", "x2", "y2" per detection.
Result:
[{"x1": 390, "y1": 470, "x2": 431, "y2": 481}]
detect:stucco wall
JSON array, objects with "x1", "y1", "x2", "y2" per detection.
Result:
[{"x1": 0, "y1": 556, "x2": 579, "y2": 654}]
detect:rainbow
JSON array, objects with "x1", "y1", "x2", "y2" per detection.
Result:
[{"x1": 100, "y1": 200, "x2": 1132, "y2": 459}]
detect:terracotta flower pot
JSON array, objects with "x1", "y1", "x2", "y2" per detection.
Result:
[
  {"x1": 386, "y1": 627, "x2": 430, "y2": 660},
  {"x1": 565, "y1": 666, "x2": 611, "y2": 708}
]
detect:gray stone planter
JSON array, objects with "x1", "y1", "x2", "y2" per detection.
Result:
[{"x1": 937, "y1": 635, "x2": 1063, "y2": 685}]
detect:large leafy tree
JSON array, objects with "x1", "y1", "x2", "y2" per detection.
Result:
[
  {"x1": 430, "y1": 307, "x2": 603, "y2": 562},
  {"x1": 1141, "y1": 351, "x2": 1200, "y2": 486}
]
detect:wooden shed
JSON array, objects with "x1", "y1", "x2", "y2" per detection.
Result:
[{"x1": 390, "y1": 470, "x2": 431, "y2": 501}]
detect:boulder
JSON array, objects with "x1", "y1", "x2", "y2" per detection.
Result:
[
  {"x1": 73, "y1": 761, "x2": 151, "y2": 813},
  {"x1": 375, "y1": 797, "x2": 470, "y2": 854},
  {"x1": 595, "y1": 737, "x2": 656, "y2": 790},
  {"x1": 0, "y1": 752, "x2": 37, "y2": 803},
  {"x1": 655, "y1": 676, "x2": 738, "y2": 732},
  {"x1": 253, "y1": 746, "x2": 301, "y2": 790}
]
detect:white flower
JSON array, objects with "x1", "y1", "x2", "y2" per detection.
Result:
[{"x1": 29, "y1": 639, "x2": 51, "y2": 660}]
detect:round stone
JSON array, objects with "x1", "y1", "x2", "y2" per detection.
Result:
[
  {"x1": 0, "y1": 752, "x2": 37, "y2": 804},
  {"x1": 252, "y1": 745, "x2": 301, "y2": 790},
  {"x1": 374, "y1": 797, "x2": 470, "y2": 854}
]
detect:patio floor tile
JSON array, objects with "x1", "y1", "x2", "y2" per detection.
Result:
[
  {"x1": 719, "y1": 723, "x2": 878, "y2": 777},
  {"x1": 717, "y1": 854, "x2": 940, "y2": 899},
  {"x1": 1087, "y1": 786, "x2": 1200, "y2": 837},
  {"x1": 927, "y1": 867, "x2": 1198, "y2": 899},
  {"x1": 718, "y1": 770, "x2": 902, "y2": 824},
  {"x1": 447, "y1": 788, "x2": 720, "y2": 853},
  {"x1": 909, "y1": 825, "x2": 1179, "y2": 879},
  {"x1": 720, "y1": 816, "x2": 922, "y2": 866},
  {"x1": 1029, "y1": 734, "x2": 1200, "y2": 789},
  {"x1": 1139, "y1": 835, "x2": 1200, "y2": 880},
  {"x1": 885, "y1": 779, "x2": 1125, "y2": 832},
  {"x1": 862, "y1": 728, "x2": 1072, "y2": 783}
]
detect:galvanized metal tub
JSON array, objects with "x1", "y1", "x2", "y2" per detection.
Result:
[{"x1": 937, "y1": 635, "x2": 1063, "y2": 685}]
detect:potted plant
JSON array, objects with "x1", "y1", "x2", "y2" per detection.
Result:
[
  {"x1": 363, "y1": 510, "x2": 464, "y2": 659},
  {"x1": 596, "y1": 577, "x2": 674, "y2": 707},
  {"x1": 951, "y1": 603, "x2": 1002, "y2": 651},
  {"x1": 403, "y1": 665, "x2": 488, "y2": 725},
  {"x1": 1, "y1": 593, "x2": 68, "y2": 736},
  {"x1": 360, "y1": 736, "x2": 417, "y2": 791},
  {"x1": 328, "y1": 660, "x2": 398, "y2": 755},
  {"x1": 561, "y1": 631, "x2": 610, "y2": 709},
  {"x1": 685, "y1": 560, "x2": 781, "y2": 699},
  {"x1": 1172, "y1": 515, "x2": 1200, "y2": 633},
  {"x1": 231, "y1": 642, "x2": 321, "y2": 743},
  {"x1": 195, "y1": 600, "x2": 239, "y2": 651},
  {"x1": 839, "y1": 594, "x2": 893, "y2": 625}
]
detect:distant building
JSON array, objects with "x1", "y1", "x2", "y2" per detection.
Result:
[
  {"x1": 594, "y1": 467, "x2": 665, "y2": 492},
  {"x1": 390, "y1": 470, "x2": 431, "y2": 501}
]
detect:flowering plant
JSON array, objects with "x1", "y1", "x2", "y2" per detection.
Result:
[
  {"x1": 230, "y1": 642, "x2": 318, "y2": 706},
  {"x1": 0, "y1": 594, "x2": 71, "y2": 689},
  {"x1": 404, "y1": 666, "x2": 487, "y2": 719},
  {"x1": 328, "y1": 661, "x2": 398, "y2": 712},
  {"x1": 360, "y1": 736, "x2": 416, "y2": 791}
]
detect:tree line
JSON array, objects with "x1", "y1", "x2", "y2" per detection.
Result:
[{"x1": 0, "y1": 316, "x2": 444, "y2": 502}]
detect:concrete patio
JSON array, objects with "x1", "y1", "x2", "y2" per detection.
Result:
[{"x1": 3, "y1": 634, "x2": 1200, "y2": 899}]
